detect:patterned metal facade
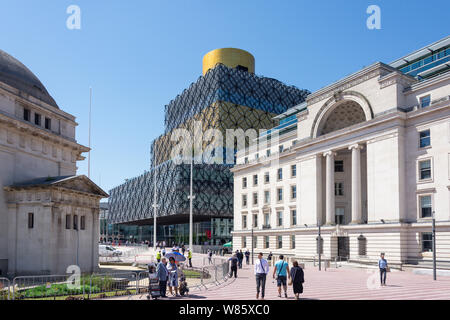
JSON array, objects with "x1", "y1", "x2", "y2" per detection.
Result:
[{"x1": 109, "y1": 64, "x2": 309, "y2": 225}]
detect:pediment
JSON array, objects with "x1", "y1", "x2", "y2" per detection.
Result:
[{"x1": 53, "y1": 176, "x2": 108, "y2": 197}]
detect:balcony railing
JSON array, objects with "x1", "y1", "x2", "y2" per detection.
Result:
[{"x1": 262, "y1": 224, "x2": 271, "y2": 229}]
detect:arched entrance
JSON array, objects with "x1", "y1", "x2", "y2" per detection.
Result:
[{"x1": 311, "y1": 91, "x2": 373, "y2": 138}]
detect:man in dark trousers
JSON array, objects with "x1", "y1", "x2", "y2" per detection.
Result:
[
  {"x1": 245, "y1": 249, "x2": 250, "y2": 265},
  {"x1": 237, "y1": 250, "x2": 244, "y2": 269},
  {"x1": 228, "y1": 253, "x2": 239, "y2": 278},
  {"x1": 156, "y1": 257, "x2": 169, "y2": 297}
]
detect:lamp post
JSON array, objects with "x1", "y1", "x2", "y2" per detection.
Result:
[
  {"x1": 432, "y1": 210, "x2": 436, "y2": 281},
  {"x1": 188, "y1": 153, "x2": 195, "y2": 251},
  {"x1": 251, "y1": 227, "x2": 254, "y2": 265},
  {"x1": 318, "y1": 224, "x2": 322, "y2": 271},
  {"x1": 152, "y1": 168, "x2": 159, "y2": 251}
]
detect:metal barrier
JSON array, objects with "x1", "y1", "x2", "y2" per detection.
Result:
[
  {"x1": 9, "y1": 260, "x2": 230, "y2": 299},
  {"x1": 11, "y1": 272, "x2": 139, "y2": 300},
  {"x1": 0, "y1": 277, "x2": 11, "y2": 300}
]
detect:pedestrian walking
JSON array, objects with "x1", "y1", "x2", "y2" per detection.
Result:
[
  {"x1": 156, "y1": 257, "x2": 169, "y2": 298},
  {"x1": 181, "y1": 245, "x2": 186, "y2": 256},
  {"x1": 267, "y1": 252, "x2": 273, "y2": 262},
  {"x1": 237, "y1": 250, "x2": 243, "y2": 269},
  {"x1": 167, "y1": 257, "x2": 179, "y2": 297},
  {"x1": 245, "y1": 249, "x2": 250, "y2": 265},
  {"x1": 378, "y1": 252, "x2": 388, "y2": 286},
  {"x1": 162, "y1": 247, "x2": 166, "y2": 257},
  {"x1": 156, "y1": 250, "x2": 161, "y2": 263},
  {"x1": 208, "y1": 249, "x2": 213, "y2": 264},
  {"x1": 273, "y1": 255, "x2": 290, "y2": 298},
  {"x1": 188, "y1": 249, "x2": 193, "y2": 267},
  {"x1": 254, "y1": 252, "x2": 269, "y2": 300},
  {"x1": 229, "y1": 253, "x2": 239, "y2": 278},
  {"x1": 289, "y1": 260, "x2": 304, "y2": 300}
]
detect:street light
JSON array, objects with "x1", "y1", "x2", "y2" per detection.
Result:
[
  {"x1": 318, "y1": 223, "x2": 322, "y2": 271},
  {"x1": 432, "y1": 210, "x2": 436, "y2": 281},
  {"x1": 152, "y1": 168, "x2": 159, "y2": 251},
  {"x1": 251, "y1": 227, "x2": 254, "y2": 265},
  {"x1": 188, "y1": 153, "x2": 195, "y2": 251}
]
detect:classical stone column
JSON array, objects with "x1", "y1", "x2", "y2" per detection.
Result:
[
  {"x1": 323, "y1": 151, "x2": 336, "y2": 225},
  {"x1": 349, "y1": 144, "x2": 363, "y2": 224}
]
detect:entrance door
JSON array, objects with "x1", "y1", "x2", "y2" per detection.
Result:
[{"x1": 337, "y1": 237, "x2": 350, "y2": 260}]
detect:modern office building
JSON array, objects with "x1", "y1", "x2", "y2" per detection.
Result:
[
  {"x1": 0, "y1": 49, "x2": 107, "y2": 276},
  {"x1": 231, "y1": 36, "x2": 450, "y2": 266},
  {"x1": 108, "y1": 48, "x2": 309, "y2": 246}
]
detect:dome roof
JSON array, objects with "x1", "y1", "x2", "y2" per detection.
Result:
[{"x1": 0, "y1": 49, "x2": 58, "y2": 108}]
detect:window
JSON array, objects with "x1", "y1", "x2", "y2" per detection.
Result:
[
  {"x1": 264, "y1": 190, "x2": 270, "y2": 204},
  {"x1": 242, "y1": 236, "x2": 247, "y2": 248},
  {"x1": 34, "y1": 113, "x2": 41, "y2": 126},
  {"x1": 45, "y1": 117, "x2": 51, "y2": 130},
  {"x1": 253, "y1": 214, "x2": 258, "y2": 228},
  {"x1": 279, "y1": 145, "x2": 284, "y2": 153},
  {"x1": 277, "y1": 211, "x2": 283, "y2": 226},
  {"x1": 65, "y1": 215, "x2": 71, "y2": 229},
  {"x1": 255, "y1": 153, "x2": 259, "y2": 160},
  {"x1": 291, "y1": 185, "x2": 297, "y2": 199},
  {"x1": 335, "y1": 182, "x2": 344, "y2": 196},
  {"x1": 264, "y1": 213, "x2": 270, "y2": 227},
  {"x1": 419, "y1": 159, "x2": 432, "y2": 180},
  {"x1": 291, "y1": 235, "x2": 296, "y2": 249},
  {"x1": 242, "y1": 177, "x2": 247, "y2": 188},
  {"x1": 419, "y1": 195, "x2": 432, "y2": 218},
  {"x1": 28, "y1": 212, "x2": 34, "y2": 229},
  {"x1": 23, "y1": 108, "x2": 30, "y2": 121},
  {"x1": 264, "y1": 236, "x2": 270, "y2": 249},
  {"x1": 335, "y1": 208, "x2": 345, "y2": 225},
  {"x1": 420, "y1": 95, "x2": 431, "y2": 108},
  {"x1": 419, "y1": 129, "x2": 430, "y2": 148},
  {"x1": 277, "y1": 188, "x2": 283, "y2": 201},
  {"x1": 291, "y1": 164, "x2": 296, "y2": 177},
  {"x1": 264, "y1": 172, "x2": 270, "y2": 183},
  {"x1": 334, "y1": 160, "x2": 344, "y2": 172},
  {"x1": 73, "y1": 215, "x2": 78, "y2": 230},
  {"x1": 291, "y1": 210, "x2": 297, "y2": 226},
  {"x1": 422, "y1": 233, "x2": 433, "y2": 252},
  {"x1": 80, "y1": 216, "x2": 86, "y2": 230},
  {"x1": 277, "y1": 236, "x2": 283, "y2": 249},
  {"x1": 358, "y1": 235, "x2": 367, "y2": 256},
  {"x1": 253, "y1": 174, "x2": 258, "y2": 186},
  {"x1": 244, "y1": 157, "x2": 248, "y2": 164},
  {"x1": 253, "y1": 236, "x2": 257, "y2": 248},
  {"x1": 266, "y1": 149, "x2": 271, "y2": 157},
  {"x1": 277, "y1": 168, "x2": 283, "y2": 180},
  {"x1": 242, "y1": 194, "x2": 247, "y2": 207},
  {"x1": 253, "y1": 192, "x2": 258, "y2": 205},
  {"x1": 242, "y1": 215, "x2": 247, "y2": 229}
]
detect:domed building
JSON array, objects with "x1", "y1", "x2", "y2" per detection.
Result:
[{"x1": 0, "y1": 49, "x2": 107, "y2": 276}]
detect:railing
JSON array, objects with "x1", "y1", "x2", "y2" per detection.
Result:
[
  {"x1": 0, "y1": 277, "x2": 10, "y2": 300},
  {"x1": 6, "y1": 259, "x2": 230, "y2": 300},
  {"x1": 11, "y1": 272, "x2": 141, "y2": 300}
]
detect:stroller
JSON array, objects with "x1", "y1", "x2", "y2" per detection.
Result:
[{"x1": 147, "y1": 263, "x2": 160, "y2": 300}]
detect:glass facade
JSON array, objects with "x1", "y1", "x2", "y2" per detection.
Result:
[
  {"x1": 398, "y1": 46, "x2": 450, "y2": 79},
  {"x1": 108, "y1": 64, "x2": 309, "y2": 244}
]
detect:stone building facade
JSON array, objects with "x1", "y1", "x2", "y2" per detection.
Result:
[
  {"x1": 0, "y1": 49, "x2": 107, "y2": 276},
  {"x1": 231, "y1": 37, "x2": 450, "y2": 266}
]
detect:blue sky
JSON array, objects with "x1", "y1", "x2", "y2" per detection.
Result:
[{"x1": 1, "y1": 0, "x2": 449, "y2": 192}]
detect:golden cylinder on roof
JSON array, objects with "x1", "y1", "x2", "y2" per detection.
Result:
[{"x1": 202, "y1": 48, "x2": 255, "y2": 75}]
